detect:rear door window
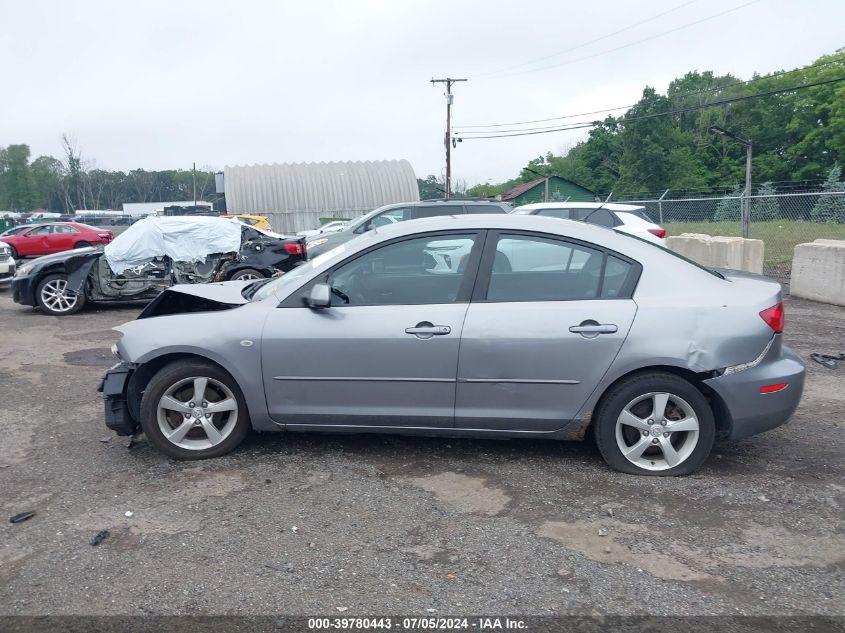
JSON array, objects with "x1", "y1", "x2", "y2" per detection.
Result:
[
  {"x1": 485, "y1": 234, "x2": 605, "y2": 302},
  {"x1": 582, "y1": 208, "x2": 615, "y2": 227},
  {"x1": 536, "y1": 208, "x2": 571, "y2": 219}
]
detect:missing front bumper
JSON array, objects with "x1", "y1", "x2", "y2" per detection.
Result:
[{"x1": 98, "y1": 362, "x2": 138, "y2": 435}]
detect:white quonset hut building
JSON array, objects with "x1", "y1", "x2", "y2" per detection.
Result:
[{"x1": 221, "y1": 159, "x2": 419, "y2": 233}]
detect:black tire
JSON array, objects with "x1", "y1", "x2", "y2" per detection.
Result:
[
  {"x1": 228, "y1": 268, "x2": 265, "y2": 281},
  {"x1": 140, "y1": 360, "x2": 251, "y2": 460},
  {"x1": 7, "y1": 245, "x2": 17, "y2": 259},
  {"x1": 73, "y1": 241, "x2": 91, "y2": 249},
  {"x1": 35, "y1": 273, "x2": 87, "y2": 316},
  {"x1": 593, "y1": 372, "x2": 715, "y2": 476}
]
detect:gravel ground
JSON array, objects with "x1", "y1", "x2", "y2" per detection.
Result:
[{"x1": 0, "y1": 291, "x2": 842, "y2": 617}]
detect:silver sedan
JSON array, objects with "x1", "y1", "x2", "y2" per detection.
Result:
[{"x1": 100, "y1": 214, "x2": 805, "y2": 475}]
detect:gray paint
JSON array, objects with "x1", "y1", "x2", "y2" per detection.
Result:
[{"x1": 112, "y1": 214, "x2": 804, "y2": 444}]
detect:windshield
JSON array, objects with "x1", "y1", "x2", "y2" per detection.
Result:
[{"x1": 251, "y1": 238, "x2": 358, "y2": 302}]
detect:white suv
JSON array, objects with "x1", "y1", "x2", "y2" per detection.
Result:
[{"x1": 512, "y1": 202, "x2": 667, "y2": 245}]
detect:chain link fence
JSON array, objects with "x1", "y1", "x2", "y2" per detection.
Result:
[{"x1": 615, "y1": 191, "x2": 845, "y2": 281}]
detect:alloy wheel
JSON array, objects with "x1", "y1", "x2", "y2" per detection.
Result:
[
  {"x1": 615, "y1": 391, "x2": 700, "y2": 471},
  {"x1": 40, "y1": 278, "x2": 79, "y2": 313},
  {"x1": 156, "y1": 376, "x2": 239, "y2": 450}
]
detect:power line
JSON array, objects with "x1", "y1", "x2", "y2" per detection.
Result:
[
  {"x1": 458, "y1": 75, "x2": 845, "y2": 139},
  {"x1": 455, "y1": 54, "x2": 845, "y2": 130},
  {"x1": 483, "y1": 0, "x2": 760, "y2": 80},
  {"x1": 473, "y1": 0, "x2": 699, "y2": 79}
]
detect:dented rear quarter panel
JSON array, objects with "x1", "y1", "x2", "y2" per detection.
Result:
[{"x1": 568, "y1": 256, "x2": 783, "y2": 432}]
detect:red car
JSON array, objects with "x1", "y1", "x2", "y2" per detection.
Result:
[{"x1": 2, "y1": 222, "x2": 114, "y2": 258}]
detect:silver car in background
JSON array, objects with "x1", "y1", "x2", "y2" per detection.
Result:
[{"x1": 100, "y1": 214, "x2": 804, "y2": 475}]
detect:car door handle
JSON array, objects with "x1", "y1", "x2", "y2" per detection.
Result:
[
  {"x1": 569, "y1": 322, "x2": 618, "y2": 335},
  {"x1": 405, "y1": 323, "x2": 451, "y2": 337}
]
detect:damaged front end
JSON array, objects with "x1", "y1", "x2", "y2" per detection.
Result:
[
  {"x1": 97, "y1": 361, "x2": 137, "y2": 436},
  {"x1": 136, "y1": 280, "x2": 253, "y2": 319}
]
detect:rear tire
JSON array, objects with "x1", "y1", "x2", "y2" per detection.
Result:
[
  {"x1": 228, "y1": 268, "x2": 265, "y2": 281},
  {"x1": 593, "y1": 372, "x2": 715, "y2": 476},
  {"x1": 140, "y1": 360, "x2": 251, "y2": 460},
  {"x1": 35, "y1": 273, "x2": 86, "y2": 316},
  {"x1": 8, "y1": 245, "x2": 18, "y2": 259},
  {"x1": 74, "y1": 241, "x2": 91, "y2": 249}
]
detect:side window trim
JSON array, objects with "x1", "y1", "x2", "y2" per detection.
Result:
[
  {"x1": 471, "y1": 229, "x2": 642, "y2": 303},
  {"x1": 279, "y1": 229, "x2": 488, "y2": 308}
]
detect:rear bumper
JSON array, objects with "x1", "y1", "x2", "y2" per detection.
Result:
[
  {"x1": 703, "y1": 339, "x2": 805, "y2": 440},
  {"x1": 97, "y1": 362, "x2": 138, "y2": 435},
  {"x1": 11, "y1": 274, "x2": 36, "y2": 305}
]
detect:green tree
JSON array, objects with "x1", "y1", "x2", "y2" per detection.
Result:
[
  {"x1": 417, "y1": 175, "x2": 444, "y2": 199},
  {"x1": 0, "y1": 144, "x2": 37, "y2": 211},
  {"x1": 714, "y1": 185, "x2": 744, "y2": 221},
  {"x1": 810, "y1": 165, "x2": 845, "y2": 223},
  {"x1": 30, "y1": 155, "x2": 65, "y2": 211},
  {"x1": 751, "y1": 182, "x2": 780, "y2": 220}
]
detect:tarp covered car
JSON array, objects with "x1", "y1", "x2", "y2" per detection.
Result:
[{"x1": 11, "y1": 216, "x2": 307, "y2": 316}]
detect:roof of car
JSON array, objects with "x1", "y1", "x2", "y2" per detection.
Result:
[{"x1": 514, "y1": 202, "x2": 646, "y2": 213}]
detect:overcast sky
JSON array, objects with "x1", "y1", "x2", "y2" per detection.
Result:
[{"x1": 1, "y1": 0, "x2": 843, "y2": 186}]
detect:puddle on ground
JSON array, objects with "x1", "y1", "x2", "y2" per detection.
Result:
[
  {"x1": 63, "y1": 347, "x2": 115, "y2": 368},
  {"x1": 403, "y1": 472, "x2": 510, "y2": 516}
]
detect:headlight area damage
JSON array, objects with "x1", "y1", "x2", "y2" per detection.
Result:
[
  {"x1": 98, "y1": 361, "x2": 137, "y2": 436},
  {"x1": 98, "y1": 280, "x2": 257, "y2": 434}
]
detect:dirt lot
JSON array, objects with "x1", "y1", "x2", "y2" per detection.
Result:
[{"x1": 0, "y1": 291, "x2": 843, "y2": 617}]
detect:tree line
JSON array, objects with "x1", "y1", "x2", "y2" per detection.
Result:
[
  {"x1": 464, "y1": 50, "x2": 845, "y2": 213},
  {"x1": 0, "y1": 136, "x2": 218, "y2": 214}
]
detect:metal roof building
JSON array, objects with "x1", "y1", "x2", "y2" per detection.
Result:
[{"x1": 222, "y1": 159, "x2": 419, "y2": 232}]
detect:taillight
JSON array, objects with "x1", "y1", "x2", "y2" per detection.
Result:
[
  {"x1": 759, "y1": 301, "x2": 784, "y2": 333},
  {"x1": 284, "y1": 242, "x2": 305, "y2": 256},
  {"x1": 760, "y1": 383, "x2": 788, "y2": 394},
  {"x1": 648, "y1": 228, "x2": 667, "y2": 238}
]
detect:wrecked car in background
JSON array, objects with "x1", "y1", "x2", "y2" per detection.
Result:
[{"x1": 11, "y1": 216, "x2": 306, "y2": 316}]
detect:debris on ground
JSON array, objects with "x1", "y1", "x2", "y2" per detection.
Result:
[
  {"x1": 9, "y1": 511, "x2": 35, "y2": 524},
  {"x1": 124, "y1": 511, "x2": 133, "y2": 518},
  {"x1": 810, "y1": 352, "x2": 845, "y2": 369},
  {"x1": 598, "y1": 528, "x2": 609, "y2": 537},
  {"x1": 90, "y1": 530, "x2": 110, "y2": 546},
  {"x1": 98, "y1": 436, "x2": 111, "y2": 443}
]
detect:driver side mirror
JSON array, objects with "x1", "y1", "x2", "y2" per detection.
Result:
[{"x1": 305, "y1": 283, "x2": 331, "y2": 309}]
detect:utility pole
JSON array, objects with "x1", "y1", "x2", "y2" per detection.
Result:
[
  {"x1": 192, "y1": 162, "x2": 197, "y2": 209},
  {"x1": 431, "y1": 77, "x2": 467, "y2": 199}
]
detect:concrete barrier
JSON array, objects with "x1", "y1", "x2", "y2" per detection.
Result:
[
  {"x1": 666, "y1": 233, "x2": 764, "y2": 274},
  {"x1": 790, "y1": 239, "x2": 845, "y2": 306}
]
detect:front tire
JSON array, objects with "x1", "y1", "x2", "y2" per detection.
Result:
[
  {"x1": 35, "y1": 273, "x2": 86, "y2": 316},
  {"x1": 140, "y1": 360, "x2": 250, "y2": 460},
  {"x1": 8, "y1": 245, "x2": 18, "y2": 259},
  {"x1": 593, "y1": 372, "x2": 715, "y2": 476}
]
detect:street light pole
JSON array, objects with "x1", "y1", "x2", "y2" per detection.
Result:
[
  {"x1": 743, "y1": 141, "x2": 753, "y2": 240},
  {"x1": 710, "y1": 126, "x2": 752, "y2": 238}
]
